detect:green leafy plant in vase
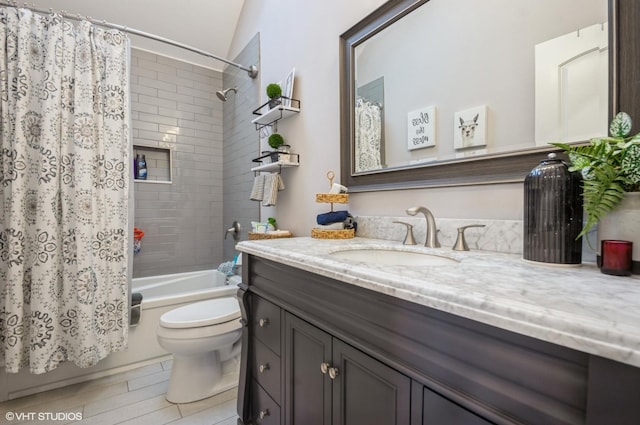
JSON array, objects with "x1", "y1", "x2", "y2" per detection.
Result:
[
  {"x1": 267, "y1": 133, "x2": 289, "y2": 162},
  {"x1": 268, "y1": 133, "x2": 285, "y2": 149},
  {"x1": 266, "y1": 83, "x2": 282, "y2": 109},
  {"x1": 551, "y1": 111, "x2": 640, "y2": 239}
]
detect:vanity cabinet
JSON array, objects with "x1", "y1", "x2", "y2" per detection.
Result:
[
  {"x1": 284, "y1": 313, "x2": 411, "y2": 425},
  {"x1": 237, "y1": 254, "x2": 640, "y2": 425},
  {"x1": 245, "y1": 295, "x2": 282, "y2": 425}
]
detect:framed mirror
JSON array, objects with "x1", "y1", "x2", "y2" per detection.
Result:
[{"x1": 340, "y1": 0, "x2": 640, "y2": 192}]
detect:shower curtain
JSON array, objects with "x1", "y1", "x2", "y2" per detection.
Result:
[
  {"x1": 0, "y1": 8, "x2": 131, "y2": 373},
  {"x1": 354, "y1": 98, "x2": 383, "y2": 172}
]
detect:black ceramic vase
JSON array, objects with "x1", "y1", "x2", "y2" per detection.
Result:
[{"x1": 523, "y1": 153, "x2": 583, "y2": 265}]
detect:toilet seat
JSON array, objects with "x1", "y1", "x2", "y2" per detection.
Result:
[{"x1": 160, "y1": 297, "x2": 240, "y2": 329}]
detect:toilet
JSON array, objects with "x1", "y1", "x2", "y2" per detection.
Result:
[{"x1": 157, "y1": 297, "x2": 242, "y2": 403}]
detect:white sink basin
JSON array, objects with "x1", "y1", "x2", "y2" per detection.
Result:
[{"x1": 329, "y1": 248, "x2": 459, "y2": 266}]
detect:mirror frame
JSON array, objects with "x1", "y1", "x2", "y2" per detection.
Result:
[{"x1": 340, "y1": 0, "x2": 639, "y2": 192}]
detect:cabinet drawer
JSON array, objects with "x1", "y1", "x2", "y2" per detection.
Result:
[
  {"x1": 252, "y1": 296, "x2": 281, "y2": 355},
  {"x1": 252, "y1": 338, "x2": 281, "y2": 403},
  {"x1": 252, "y1": 380, "x2": 281, "y2": 425}
]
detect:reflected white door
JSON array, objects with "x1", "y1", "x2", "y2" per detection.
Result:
[{"x1": 535, "y1": 23, "x2": 608, "y2": 145}]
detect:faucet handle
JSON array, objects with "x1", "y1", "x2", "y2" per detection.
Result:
[
  {"x1": 393, "y1": 221, "x2": 417, "y2": 245},
  {"x1": 225, "y1": 220, "x2": 241, "y2": 242},
  {"x1": 452, "y1": 224, "x2": 486, "y2": 251}
]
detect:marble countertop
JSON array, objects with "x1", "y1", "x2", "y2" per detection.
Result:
[{"x1": 236, "y1": 237, "x2": 640, "y2": 368}]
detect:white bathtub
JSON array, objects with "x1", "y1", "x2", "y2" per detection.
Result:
[
  {"x1": 133, "y1": 269, "x2": 237, "y2": 309},
  {"x1": 0, "y1": 269, "x2": 239, "y2": 401}
]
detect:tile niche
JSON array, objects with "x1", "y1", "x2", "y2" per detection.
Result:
[{"x1": 133, "y1": 145, "x2": 172, "y2": 184}]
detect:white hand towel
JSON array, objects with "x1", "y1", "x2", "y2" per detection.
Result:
[
  {"x1": 316, "y1": 222, "x2": 344, "y2": 230},
  {"x1": 262, "y1": 173, "x2": 285, "y2": 206},
  {"x1": 250, "y1": 175, "x2": 265, "y2": 201}
]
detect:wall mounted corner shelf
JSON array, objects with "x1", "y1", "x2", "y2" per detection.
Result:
[
  {"x1": 251, "y1": 160, "x2": 300, "y2": 173},
  {"x1": 251, "y1": 152, "x2": 300, "y2": 173},
  {"x1": 252, "y1": 97, "x2": 301, "y2": 130}
]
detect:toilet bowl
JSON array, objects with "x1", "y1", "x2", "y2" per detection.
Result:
[{"x1": 157, "y1": 297, "x2": 242, "y2": 403}]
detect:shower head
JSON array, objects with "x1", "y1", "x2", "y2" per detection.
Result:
[{"x1": 216, "y1": 87, "x2": 238, "y2": 102}]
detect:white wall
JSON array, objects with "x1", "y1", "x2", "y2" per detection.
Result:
[{"x1": 229, "y1": 0, "x2": 532, "y2": 237}]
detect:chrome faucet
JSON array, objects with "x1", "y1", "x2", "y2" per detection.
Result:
[{"x1": 406, "y1": 206, "x2": 440, "y2": 248}]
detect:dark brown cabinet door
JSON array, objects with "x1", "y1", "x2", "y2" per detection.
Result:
[
  {"x1": 331, "y1": 339, "x2": 411, "y2": 425},
  {"x1": 285, "y1": 312, "x2": 411, "y2": 425},
  {"x1": 284, "y1": 313, "x2": 332, "y2": 425}
]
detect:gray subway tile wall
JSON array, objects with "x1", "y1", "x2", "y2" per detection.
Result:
[
  {"x1": 223, "y1": 34, "x2": 261, "y2": 262},
  {"x1": 131, "y1": 49, "x2": 224, "y2": 278}
]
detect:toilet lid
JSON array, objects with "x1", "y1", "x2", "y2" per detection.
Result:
[{"x1": 160, "y1": 298, "x2": 241, "y2": 329}]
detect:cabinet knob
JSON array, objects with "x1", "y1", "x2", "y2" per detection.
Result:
[
  {"x1": 321, "y1": 362, "x2": 339, "y2": 379},
  {"x1": 259, "y1": 409, "x2": 270, "y2": 420},
  {"x1": 259, "y1": 363, "x2": 270, "y2": 373},
  {"x1": 328, "y1": 367, "x2": 340, "y2": 380},
  {"x1": 258, "y1": 317, "x2": 269, "y2": 327}
]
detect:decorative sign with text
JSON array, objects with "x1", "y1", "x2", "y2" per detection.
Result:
[{"x1": 407, "y1": 106, "x2": 436, "y2": 151}]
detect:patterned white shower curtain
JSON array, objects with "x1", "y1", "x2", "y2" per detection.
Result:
[
  {"x1": 0, "y1": 8, "x2": 131, "y2": 373},
  {"x1": 354, "y1": 98, "x2": 383, "y2": 173}
]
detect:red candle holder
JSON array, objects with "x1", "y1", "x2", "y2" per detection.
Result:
[{"x1": 601, "y1": 240, "x2": 633, "y2": 276}]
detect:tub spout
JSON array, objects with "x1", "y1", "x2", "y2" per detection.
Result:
[{"x1": 406, "y1": 206, "x2": 440, "y2": 248}]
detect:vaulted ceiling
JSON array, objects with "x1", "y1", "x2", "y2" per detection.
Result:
[{"x1": 28, "y1": 0, "x2": 245, "y2": 70}]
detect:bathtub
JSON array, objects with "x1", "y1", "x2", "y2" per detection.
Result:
[
  {"x1": 0, "y1": 269, "x2": 240, "y2": 401},
  {"x1": 133, "y1": 269, "x2": 238, "y2": 309}
]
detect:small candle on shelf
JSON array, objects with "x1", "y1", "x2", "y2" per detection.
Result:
[{"x1": 600, "y1": 240, "x2": 633, "y2": 276}]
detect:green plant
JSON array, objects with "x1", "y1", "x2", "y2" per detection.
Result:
[
  {"x1": 268, "y1": 133, "x2": 285, "y2": 149},
  {"x1": 551, "y1": 111, "x2": 640, "y2": 238},
  {"x1": 267, "y1": 217, "x2": 277, "y2": 229},
  {"x1": 266, "y1": 83, "x2": 282, "y2": 99}
]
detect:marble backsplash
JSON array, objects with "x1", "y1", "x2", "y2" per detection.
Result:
[
  {"x1": 355, "y1": 215, "x2": 598, "y2": 261},
  {"x1": 355, "y1": 216, "x2": 523, "y2": 254}
]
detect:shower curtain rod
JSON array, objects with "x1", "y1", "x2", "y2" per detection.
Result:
[{"x1": 0, "y1": 1, "x2": 259, "y2": 78}]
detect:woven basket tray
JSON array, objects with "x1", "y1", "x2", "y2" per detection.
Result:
[
  {"x1": 316, "y1": 193, "x2": 349, "y2": 204},
  {"x1": 311, "y1": 228, "x2": 355, "y2": 239},
  {"x1": 248, "y1": 231, "x2": 293, "y2": 240}
]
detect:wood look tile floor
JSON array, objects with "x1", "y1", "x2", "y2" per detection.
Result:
[{"x1": 0, "y1": 360, "x2": 239, "y2": 425}]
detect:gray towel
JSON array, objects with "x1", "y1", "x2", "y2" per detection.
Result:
[
  {"x1": 250, "y1": 174, "x2": 266, "y2": 201},
  {"x1": 262, "y1": 173, "x2": 285, "y2": 206}
]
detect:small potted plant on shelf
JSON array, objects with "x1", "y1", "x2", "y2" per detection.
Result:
[
  {"x1": 551, "y1": 111, "x2": 640, "y2": 244},
  {"x1": 266, "y1": 83, "x2": 282, "y2": 109},
  {"x1": 267, "y1": 133, "x2": 290, "y2": 163}
]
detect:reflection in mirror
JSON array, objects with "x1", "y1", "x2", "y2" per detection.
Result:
[
  {"x1": 355, "y1": 77, "x2": 385, "y2": 172},
  {"x1": 535, "y1": 23, "x2": 609, "y2": 145},
  {"x1": 351, "y1": 0, "x2": 608, "y2": 175}
]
